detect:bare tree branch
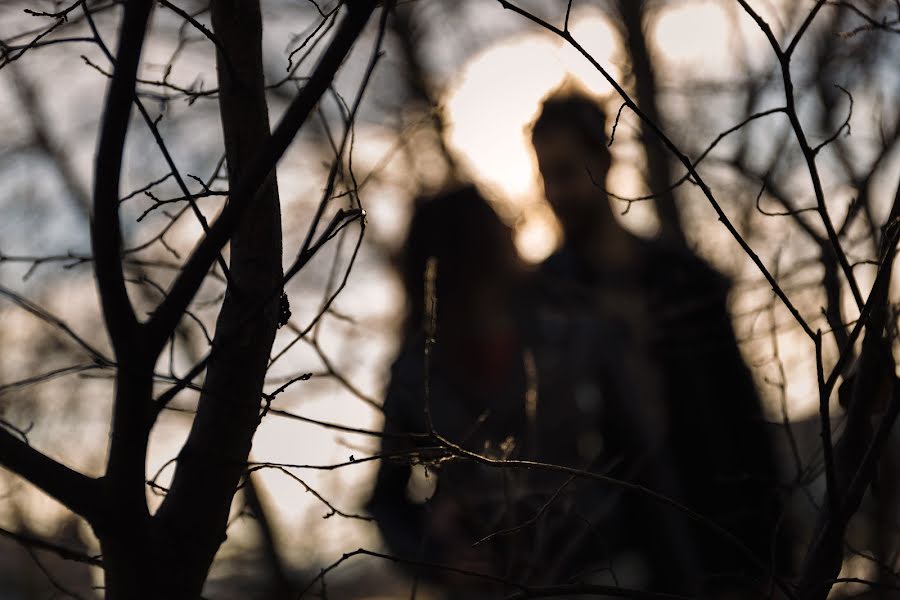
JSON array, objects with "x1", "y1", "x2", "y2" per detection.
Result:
[
  {"x1": 145, "y1": 1, "x2": 379, "y2": 354},
  {"x1": 91, "y1": 0, "x2": 154, "y2": 359}
]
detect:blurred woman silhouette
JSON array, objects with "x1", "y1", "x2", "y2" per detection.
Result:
[{"x1": 367, "y1": 185, "x2": 534, "y2": 595}]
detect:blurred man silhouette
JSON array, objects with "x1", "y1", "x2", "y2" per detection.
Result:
[{"x1": 528, "y1": 88, "x2": 787, "y2": 597}]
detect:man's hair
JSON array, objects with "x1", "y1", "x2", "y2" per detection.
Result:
[{"x1": 531, "y1": 88, "x2": 609, "y2": 155}]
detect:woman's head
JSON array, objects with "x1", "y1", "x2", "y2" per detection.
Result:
[{"x1": 400, "y1": 185, "x2": 519, "y2": 336}]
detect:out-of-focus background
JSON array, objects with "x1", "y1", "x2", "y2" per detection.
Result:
[{"x1": 1, "y1": 0, "x2": 898, "y2": 597}]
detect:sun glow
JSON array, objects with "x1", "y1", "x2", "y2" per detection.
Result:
[
  {"x1": 653, "y1": 1, "x2": 734, "y2": 70},
  {"x1": 443, "y1": 14, "x2": 621, "y2": 263},
  {"x1": 441, "y1": 4, "x2": 745, "y2": 263}
]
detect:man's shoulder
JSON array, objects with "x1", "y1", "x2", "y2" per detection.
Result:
[
  {"x1": 537, "y1": 247, "x2": 577, "y2": 279},
  {"x1": 639, "y1": 237, "x2": 729, "y2": 292},
  {"x1": 536, "y1": 237, "x2": 728, "y2": 290}
]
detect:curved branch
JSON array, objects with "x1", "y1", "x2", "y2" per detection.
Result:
[
  {"x1": 91, "y1": 0, "x2": 155, "y2": 358},
  {"x1": 736, "y1": 0, "x2": 864, "y2": 311}
]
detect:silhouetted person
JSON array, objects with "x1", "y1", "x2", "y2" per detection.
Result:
[
  {"x1": 367, "y1": 186, "x2": 533, "y2": 595},
  {"x1": 528, "y1": 89, "x2": 787, "y2": 597}
]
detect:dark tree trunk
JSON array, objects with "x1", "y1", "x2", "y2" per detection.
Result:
[
  {"x1": 0, "y1": 1, "x2": 370, "y2": 595},
  {"x1": 616, "y1": 0, "x2": 686, "y2": 246},
  {"x1": 390, "y1": 4, "x2": 459, "y2": 182},
  {"x1": 82, "y1": 1, "x2": 376, "y2": 594},
  {"x1": 150, "y1": 0, "x2": 283, "y2": 595}
]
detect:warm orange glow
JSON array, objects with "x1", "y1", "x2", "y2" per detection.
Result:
[{"x1": 444, "y1": 13, "x2": 622, "y2": 263}]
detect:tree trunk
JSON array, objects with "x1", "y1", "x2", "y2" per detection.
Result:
[
  {"x1": 0, "y1": 0, "x2": 375, "y2": 596},
  {"x1": 616, "y1": 0, "x2": 686, "y2": 246},
  {"x1": 94, "y1": 1, "x2": 283, "y2": 596},
  {"x1": 150, "y1": 0, "x2": 284, "y2": 595}
]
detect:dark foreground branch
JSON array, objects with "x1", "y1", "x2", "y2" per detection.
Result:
[
  {"x1": 145, "y1": 0, "x2": 379, "y2": 353},
  {"x1": 91, "y1": 0, "x2": 153, "y2": 358},
  {"x1": 0, "y1": 427, "x2": 99, "y2": 521}
]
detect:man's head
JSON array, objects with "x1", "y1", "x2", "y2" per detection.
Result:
[{"x1": 531, "y1": 90, "x2": 611, "y2": 244}]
